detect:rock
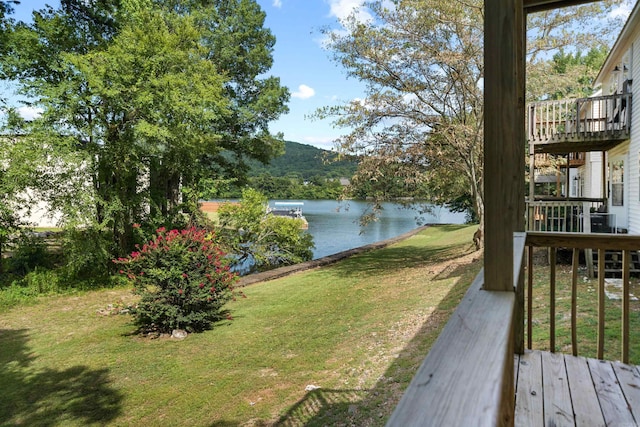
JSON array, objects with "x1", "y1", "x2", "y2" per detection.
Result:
[
  {"x1": 171, "y1": 329, "x2": 188, "y2": 340},
  {"x1": 304, "y1": 384, "x2": 320, "y2": 391}
]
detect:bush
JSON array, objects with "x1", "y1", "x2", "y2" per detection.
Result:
[
  {"x1": 62, "y1": 227, "x2": 115, "y2": 280},
  {"x1": 8, "y1": 231, "x2": 50, "y2": 275},
  {"x1": 114, "y1": 226, "x2": 239, "y2": 333},
  {"x1": 218, "y1": 188, "x2": 314, "y2": 273}
]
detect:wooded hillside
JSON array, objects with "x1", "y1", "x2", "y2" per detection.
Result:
[{"x1": 248, "y1": 141, "x2": 357, "y2": 180}]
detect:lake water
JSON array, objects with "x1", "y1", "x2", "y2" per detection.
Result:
[{"x1": 268, "y1": 200, "x2": 467, "y2": 259}]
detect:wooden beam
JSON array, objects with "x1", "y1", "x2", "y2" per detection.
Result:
[
  {"x1": 386, "y1": 272, "x2": 515, "y2": 426},
  {"x1": 484, "y1": 0, "x2": 525, "y2": 292},
  {"x1": 524, "y1": 0, "x2": 600, "y2": 13},
  {"x1": 514, "y1": 233, "x2": 526, "y2": 354},
  {"x1": 526, "y1": 232, "x2": 640, "y2": 250}
]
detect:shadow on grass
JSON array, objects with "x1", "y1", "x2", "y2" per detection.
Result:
[
  {"x1": 0, "y1": 329, "x2": 123, "y2": 426},
  {"x1": 274, "y1": 258, "x2": 482, "y2": 426}
]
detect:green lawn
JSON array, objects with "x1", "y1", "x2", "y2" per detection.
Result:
[
  {"x1": 0, "y1": 224, "x2": 481, "y2": 426},
  {"x1": 527, "y1": 252, "x2": 640, "y2": 363}
]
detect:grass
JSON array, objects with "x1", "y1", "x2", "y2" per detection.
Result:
[
  {"x1": 0, "y1": 224, "x2": 481, "y2": 426},
  {"x1": 527, "y1": 249, "x2": 640, "y2": 364}
]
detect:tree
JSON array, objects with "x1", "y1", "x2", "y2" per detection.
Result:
[
  {"x1": 318, "y1": 0, "x2": 626, "y2": 246},
  {"x1": 528, "y1": 46, "x2": 609, "y2": 101},
  {"x1": 217, "y1": 188, "x2": 314, "y2": 272},
  {"x1": 1, "y1": 0, "x2": 289, "y2": 261},
  {"x1": 156, "y1": 0, "x2": 289, "y2": 203}
]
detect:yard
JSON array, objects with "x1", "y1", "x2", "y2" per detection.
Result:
[{"x1": 0, "y1": 225, "x2": 480, "y2": 426}]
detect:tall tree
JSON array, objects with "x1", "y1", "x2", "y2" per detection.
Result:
[
  {"x1": 318, "y1": 0, "x2": 625, "y2": 245},
  {"x1": 158, "y1": 0, "x2": 289, "y2": 191},
  {"x1": 1, "y1": 0, "x2": 289, "y2": 257}
]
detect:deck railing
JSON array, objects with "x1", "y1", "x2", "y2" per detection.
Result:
[
  {"x1": 524, "y1": 232, "x2": 640, "y2": 363},
  {"x1": 526, "y1": 200, "x2": 606, "y2": 233},
  {"x1": 527, "y1": 93, "x2": 632, "y2": 144}
]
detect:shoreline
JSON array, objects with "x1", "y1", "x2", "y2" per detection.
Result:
[{"x1": 237, "y1": 224, "x2": 433, "y2": 287}]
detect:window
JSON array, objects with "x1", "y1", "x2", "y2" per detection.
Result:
[{"x1": 612, "y1": 160, "x2": 624, "y2": 206}]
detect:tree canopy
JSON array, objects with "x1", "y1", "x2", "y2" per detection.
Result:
[
  {"x1": 318, "y1": 0, "x2": 627, "y2": 241},
  {"x1": 0, "y1": 0, "x2": 289, "y2": 261}
]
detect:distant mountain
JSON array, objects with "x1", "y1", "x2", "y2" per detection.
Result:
[{"x1": 248, "y1": 140, "x2": 357, "y2": 180}]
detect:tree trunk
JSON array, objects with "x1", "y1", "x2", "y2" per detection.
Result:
[{"x1": 473, "y1": 184, "x2": 485, "y2": 250}]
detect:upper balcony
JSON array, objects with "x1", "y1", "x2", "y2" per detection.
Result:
[{"x1": 528, "y1": 93, "x2": 632, "y2": 154}]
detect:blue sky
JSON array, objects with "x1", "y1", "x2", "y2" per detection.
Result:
[
  {"x1": 6, "y1": 1, "x2": 636, "y2": 149},
  {"x1": 6, "y1": 0, "x2": 371, "y2": 150}
]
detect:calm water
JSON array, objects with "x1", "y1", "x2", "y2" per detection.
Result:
[{"x1": 268, "y1": 200, "x2": 467, "y2": 259}]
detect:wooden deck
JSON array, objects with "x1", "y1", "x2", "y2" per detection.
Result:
[{"x1": 515, "y1": 350, "x2": 640, "y2": 426}]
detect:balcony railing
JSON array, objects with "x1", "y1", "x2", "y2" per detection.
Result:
[
  {"x1": 533, "y1": 152, "x2": 585, "y2": 167},
  {"x1": 527, "y1": 93, "x2": 631, "y2": 151},
  {"x1": 526, "y1": 199, "x2": 610, "y2": 233},
  {"x1": 524, "y1": 232, "x2": 640, "y2": 363}
]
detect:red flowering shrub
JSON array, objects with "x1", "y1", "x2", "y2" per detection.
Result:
[{"x1": 114, "y1": 226, "x2": 239, "y2": 333}]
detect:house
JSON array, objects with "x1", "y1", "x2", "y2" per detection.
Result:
[
  {"x1": 527, "y1": 3, "x2": 640, "y2": 235},
  {"x1": 387, "y1": 1, "x2": 640, "y2": 426}
]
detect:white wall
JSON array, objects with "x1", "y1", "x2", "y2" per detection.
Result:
[{"x1": 628, "y1": 39, "x2": 640, "y2": 234}]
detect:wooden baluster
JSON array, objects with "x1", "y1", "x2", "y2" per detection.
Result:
[
  {"x1": 546, "y1": 102, "x2": 549, "y2": 138},
  {"x1": 550, "y1": 247, "x2": 556, "y2": 352},
  {"x1": 528, "y1": 245, "x2": 533, "y2": 350},
  {"x1": 622, "y1": 249, "x2": 630, "y2": 363},
  {"x1": 576, "y1": 99, "x2": 580, "y2": 137},
  {"x1": 597, "y1": 248, "x2": 605, "y2": 360},
  {"x1": 571, "y1": 248, "x2": 579, "y2": 356},
  {"x1": 552, "y1": 100, "x2": 556, "y2": 138}
]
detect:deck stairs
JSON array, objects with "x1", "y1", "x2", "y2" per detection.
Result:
[{"x1": 591, "y1": 249, "x2": 640, "y2": 277}]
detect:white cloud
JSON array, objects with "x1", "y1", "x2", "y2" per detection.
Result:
[
  {"x1": 327, "y1": 0, "x2": 373, "y2": 23},
  {"x1": 292, "y1": 84, "x2": 316, "y2": 100},
  {"x1": 302, "y1": 135, "x2": 337, "y2": 149},
  {"x1": 17, "y1": 106, "x2": 43, "y2": 120},
  {"x1": 610, "y1": 1, "x2": 634, "y2": 19},
  {"x1": 272, "y1": 0, "x2": 282, "y2": 8}
]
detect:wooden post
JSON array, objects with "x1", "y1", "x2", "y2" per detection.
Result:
[
  {"x1": 597, "y1": 248, "x2": 605, "y2": 360},
  {"x1": 571, "y1": 248, "x2": 579, "y2": 356},
  {"x1": 565, "y1": 154, "x2": 570, "y2": 198},
  {"x1": 485, "y1": 0, "x2": 525, "y2": 292},
  {"x1": 622, "y1": 249, "x2": 630, "y2": 363},
  {"x1": 584, "y1": 201, "x2": 594, "y2": 278},
  {"x1": 602, "y1": 150, "x2": 607, "y2": 205},
  {"x1": 529, "y1": 145, "x2": 535, "y2": 201}
]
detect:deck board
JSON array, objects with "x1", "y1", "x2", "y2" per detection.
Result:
[
  {"x1": 564, "y1": 354, "x2": 604, "y2": 426},
  {"x1": 588, "y1": 358, "x2": 636, "y2": 426},
  {"x1": 515, "y1": 351, "x2": 543, "y2": 426},
  {"x1": 541, "y1": 352, "x2": 574, "y2": 426},
  {"x1": 515, "y1": 350, "x2": 640, "y2": 426},
  {"x1": 613, "y1": 361, "x2": 640, "y2": 422}
]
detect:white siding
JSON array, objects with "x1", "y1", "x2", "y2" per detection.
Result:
[
  {"x1": 628, "y1": 39, "x2": 640, "y2": 234},
  {"x1": 583, "y1": 152, "x2": 603, "y2": 199}
]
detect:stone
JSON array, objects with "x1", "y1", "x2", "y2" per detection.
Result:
[{"x1": 171, "y1": 329, "x2": 188, "y2": 340}]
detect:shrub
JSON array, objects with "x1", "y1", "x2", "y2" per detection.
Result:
[
  {"x1": 62, "y1": 227, "x2": 114, "y2": 280},
  {"x1": 218, "y1": 188, "x2": 314, "y2": 273},
  {"x1": 114, "y1": 226, "x2": 239, "y2": 333},
  {"x1": 8, "y1": 231, "x2": 50, "y2": 275}
]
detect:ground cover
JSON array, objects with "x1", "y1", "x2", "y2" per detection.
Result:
[{"x1": 0, "y1": 224, "x2": 480, "y2": 426}]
